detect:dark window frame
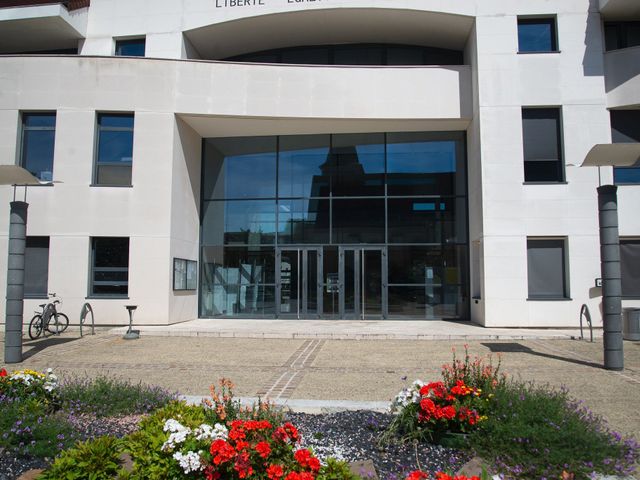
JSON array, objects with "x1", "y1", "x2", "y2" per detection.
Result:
[
  {"x1": 93, "y1": 112, "x2": 134, "y2": 187},
  {"x1": 24, "y1": 236, "x2": 50, "y2": 299},
  {"x1": 621, "y1": 238, "x2": 640, "y2": 298},
  {"x1": 173, "y1": 258, "x2": 198, "y2": 291},
  {"x1": 604, "y1": 21, "x2": 640, "y2": 52},
  {"x1": 611, "y1": 109, "x2": 640, "y2": 185},
  {"x1": 223, "y1": 43, "x2": 464, "y2": 66},
  {"x1": 89, "y1": 237, "x2": 130, "y2": 298},
  {"x1": 527, "y1": 237, "x2": 570, "y2": 300},
  {"x1": 517, "y1": 17, "x2": 559, "y2": 53},
  {"x1": 115, "y1": 37, "x2": 146, "y2": 57},
  {"x1": 19, "y1": 111, "x2": 57, "y2": 183},
  {"x1": 522, "y1": 107, "x2": 565, "y2": 183}
]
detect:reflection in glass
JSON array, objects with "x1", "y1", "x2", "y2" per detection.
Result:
[
  {"x1": 200, "y1": 132, "x2": 470, "y2": 320},
  {"x1": 279, "y1": 135, "x2": 330, "y2": 198},
  {"x1": 387, "y1": 198, "x2": 467, "y2": 244},
  {"x1": 387, "y1": 133, "x2": 464, "y2": 196},
  {"x1": 91, "y1": 237, "x2": 129, "y2": 296},
  {"x1": 202, "y1": 200, "x2": 276, "y2": 246},
  {"x1": 388, "y1": 246, "x2": 468, "y2": 286},
  {"x1": 518, "y1": 19, "x2": 557, "y2": 52},
  {"x1": 279, "y1": 250, "x2": 299, "y2": 315},
  {"x1": 333, "y1": 199, "x2": 385, "y2": 244},
  {"x1": 363, "y1": 250, "x2": 382, "y2": 317},
  {"x1": 21, "y1": 113, "x2": 56, "y2": 182},
  {"x1": 388, "y1": 286, "x2": 465, "y2": 319},
  {"x1": 203, "y1": 137, "x2": 277, "y2": 199},
  {"x1": 200, "y1": 246, "x2": 275, "y2": 316},
  {"x1": 96, "y1": 114, "x2": 133, "y2": 186},
  {"x1": 323, "y1": 247, "x2": 339, "y2": 319},
  {"x1": 278, "y1": 199, "x2": 329, "y2": 244},
  {"x1": 331, "y1": 133, "x2": 385, "y2": 197}
]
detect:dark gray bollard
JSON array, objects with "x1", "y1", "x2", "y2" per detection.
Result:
[
  {"x1": 4, "y1": 201, "x2": 28, "y2": 363},
  {"x1": 597, "y1": 185, "x2": 623, "y2": 371}
]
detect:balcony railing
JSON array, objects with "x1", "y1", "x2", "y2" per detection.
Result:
[{"x1": 0, "y1": 0, "x2": 89, "y2": 11}]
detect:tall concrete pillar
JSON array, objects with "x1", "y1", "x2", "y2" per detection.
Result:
[
  {"x1": 597, "y1": 185, "x2": 623, "y2": 371},
  {"x1": 4, "y1": 201, "x2": 28, "y2": 364}
]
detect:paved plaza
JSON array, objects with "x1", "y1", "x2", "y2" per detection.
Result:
[{"x1": 2, "y1": 323, "x2": 639, "y2": 439}]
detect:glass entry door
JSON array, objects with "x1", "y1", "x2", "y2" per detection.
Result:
[
  {"x1": 276, "y1": 248, "x2": 323, "y2": 319},
  {"x1": 339, "y1": 247, "x2": 387, "y2": 319}
]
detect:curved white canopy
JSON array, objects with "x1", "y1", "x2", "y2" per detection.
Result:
[{"x1": 581, "y1": 143, "x2": 640, "y2": 167}]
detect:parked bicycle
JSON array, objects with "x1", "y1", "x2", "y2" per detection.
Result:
[{"x1": 28, "y1": 293, "x2": 69, "y2": 340}]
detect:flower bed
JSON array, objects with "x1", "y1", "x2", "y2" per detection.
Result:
[{"x1": 384, "y1": 346, "x2": 639, "y2": 479}]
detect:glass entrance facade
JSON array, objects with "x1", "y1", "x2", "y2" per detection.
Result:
[{"x1": 200, "y1": 132, "x2": 469, "y2": 320}]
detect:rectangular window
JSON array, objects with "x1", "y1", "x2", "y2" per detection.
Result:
[
  {"x1": 604, "y1": 22, "x2": 640, "y2": 51},
  {"x1": 518, "y1": 17, "x2": 558, "y2": 53},
  {"x1": 174, "y1": 258, "x2": 197, "y2": 291},
  {"x1": 522, "y1": 108, "x2": 564, "y2": 183},
  {"x1": 25, "y1": 237, "x2": 49, "y2": 298},
  {"x1": 611, "y1": 110, "x2": 640, "y2": 185},
  {"x1": 527, "y1": 238, "x2": 569, "y2": 299},
  {"x1": 621, "y1": 239, "x2": 640, "y2": 298},
  {"x1": 95, "y1": 113, "x2": 134, "y2": 186},
  {"x1": 115, "y1": 38, "x2": 146, "y2": 57},
  {"x1": 90, "y1": 237, "x2": 129, "y2": 296},
  {"x1": 20, "y1": 112, "x2": 56, "y2": 182}
]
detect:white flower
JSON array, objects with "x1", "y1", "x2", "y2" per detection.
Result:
[
  {"x1": 163, "y1": 419, "x2": 186, "y2": 433},
  {"x1": 173, "y1": 451, "x2": 203, "y2": 473},
  {"x1": 46, "y1": 368, "x2": 53, "y2": 374},
  {"x1": 162, "y1": 419, "x2": 191, "y2": 451},
  {"x1": 390, "y1": 379, "x2": 425, "y2": 413},
  {"x1": 194, "y1": 423, "x2": 228, "y2": 441}
]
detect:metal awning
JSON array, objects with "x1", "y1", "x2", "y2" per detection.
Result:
[
  {"x1": 0, "y1": 165, "x2": 43, "y2": 185},
  {"x1": 581, "y1": 143, "x2": 640, "y2": 167}
]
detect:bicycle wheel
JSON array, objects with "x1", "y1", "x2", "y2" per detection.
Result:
[
  {"x1": 48, "y1": 313, "x2": 69, "y2": 334},
  {"x1": 28, "y1": 315, "x2": 44, "y2": 340}
]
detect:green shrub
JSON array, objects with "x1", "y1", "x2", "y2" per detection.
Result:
[
  {"x1": 40, "y1": 436, "x2": 128, "y2": 480},
  {"x1": 59, "y1": 375, "x2": 176, "y2": 417},
  {"x1": 0, "y1": 397, "x2": 75, "y2": 458},
  {"x1": 318, "y1": 458, "x2": 361, "y2": 480},
  {"x1": 469, "y1": 381, "x2": 640, "y2": 479},
  {"x1": 123, "y1": 400, "x2": 206, "y2": 479}
]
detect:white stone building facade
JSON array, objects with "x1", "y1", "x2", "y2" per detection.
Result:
[{"x1": 0, "y1": 0, "x2": 638, "y2": 327}]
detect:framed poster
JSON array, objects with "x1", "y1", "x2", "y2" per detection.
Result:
[{"x1": 186, "y1": 260, "x2": 197, "y2": 290}]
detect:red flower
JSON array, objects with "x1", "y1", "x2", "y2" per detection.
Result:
[
  {"x1": 406, "y1": 471, "x2": 429, "y2": 480},
  {"x1": 419, "y1": 398, "x2": 437, "y2": 421},
  {"x1": 307, "y1": 456, "x2": 321, "y2": 472},
  {"x1": 450, "y1": 380, "x2": 472, "y2": 397},
  {"x1": 0, "y1": 368, "x2": 7, "y2": 378},
  {"x1": 285, "y1": 473, "x2": 314, "y2": 480},
  {"x1": 294, "y1": 448, "x2": 312, "y2": 466},
  {"x1": 272, "y1": 426, "x2": 288, "y2": 443},
  {"x1": 210, "y1": 439, "x2": 236, "y2": 465},
  {"x1": 235, "y1": 440, "x2": 250, "y2": 451},
  {"x1": 255, "y1": 441, "x2": 271, "y2": 459},
  {"x1": 294, "y1": 448, "x2": 320, "y2": 471},
  {"x1": 440, "y1": 405, "x2": 456, "y2": 420},
  {"x1": 204, "y1": 467, "x2": 221, "y2": 480},
  {"x1": 283, "y1": 422, "x2": 299, "y2": 442},
  {"x1": 234, "y1": 451, "x2": 254, "y2": 478},
  {"x1": 267, "y1": 464, "x2": 284, "y2": 480}
]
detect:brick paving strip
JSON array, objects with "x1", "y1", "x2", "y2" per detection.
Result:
[{"x1": 256, "y1": 339, "x2": 326, "y2": 401}]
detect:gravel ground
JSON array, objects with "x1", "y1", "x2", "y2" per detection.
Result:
[
  {"x1": 0, "y1": 410, "x2": 468, "y2": 480},
  {"x1": 288, "y1": 411, "x2": 470, "y2": 479}
]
